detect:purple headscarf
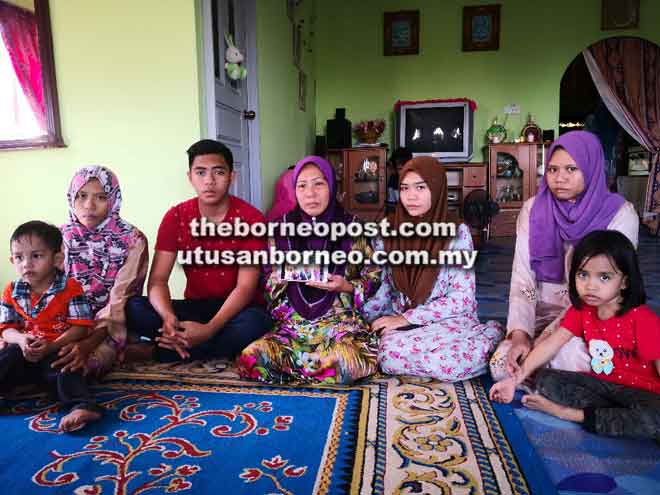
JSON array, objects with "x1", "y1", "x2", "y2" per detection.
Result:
[
  {"x1": 529, "y1": 131, "x2": 625, "y2": 283},
  {"x1": 274, "y1": 156, "x2": 354, "y2": 320}
]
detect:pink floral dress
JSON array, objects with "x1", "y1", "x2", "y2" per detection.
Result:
[{"x1": 364, "y1": 224, "x2": 504, "y2": 382}]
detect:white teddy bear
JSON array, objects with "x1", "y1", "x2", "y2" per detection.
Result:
[{"x1": 589, "y1": 339, "x2": 614, "y2": 375}]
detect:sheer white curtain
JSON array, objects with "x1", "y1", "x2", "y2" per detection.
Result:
[{"x1": 0, "y1": 36, "x2": 42, "y2": 140}]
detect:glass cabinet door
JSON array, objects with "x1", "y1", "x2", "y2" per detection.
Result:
[
  {"x1": 326, "y1": 152, "x2": 346, "y2": 205},
  {"x1": 349, "y1": 153, "x2": 381, "y2": 209},
  {"x1": 535, "y1": 144, "x2": 545, "y2": 194},
  {"x1": 493, "y1": 151, "x2": 524, "y2": 207}
]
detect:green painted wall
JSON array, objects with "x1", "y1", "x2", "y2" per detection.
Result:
[
  {"x1": 0, "y1": 0, "x2": 316, "y2": 291},
  {"x1": 315, "y1": 0, "x2": 660, "y2": 161},
  {"x1": 5, "y1": 0, "x2": 34, "y2": 11},
  {"x1": 0, "y1": 0, "x2": 201, "y2": 292},
  {"x1": 256, "y1": 0, "x2": 317, "y2": 210},
  {"x1": 2, "y1": 0, "x2": 655, "y2": 287}
]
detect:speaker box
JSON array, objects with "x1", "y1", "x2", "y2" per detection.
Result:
[
  {"x1": 314, "y1": 135, "x2": 327, "y2": 157},
  {"x1": 326, "y1": 108, "x2": 351, "y2": 149}
]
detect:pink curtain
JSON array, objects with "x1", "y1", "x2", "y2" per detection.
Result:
[
  {"x1": 0, "y1": 0, "x2": 45, "y2": 128},
  {"x1": 582, "y1": 38, "x2": 660, "y2": 234}
]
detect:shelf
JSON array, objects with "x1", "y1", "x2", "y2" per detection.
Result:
[{"x1": 353, "y1": 177, "x2": 379, "y2": 183}]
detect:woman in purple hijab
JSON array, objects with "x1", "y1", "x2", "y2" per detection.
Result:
[
  {"x1": 490, "y1": 131, "x2": 639, "y2": 382},
  {"x1": 237, "y1": 156, "x2": 381, "y2": 384}
]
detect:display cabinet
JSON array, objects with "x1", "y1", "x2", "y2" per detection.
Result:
[
  {"x1": 443, "y1": 162, "x2": 488, "y2": 246},
  {"x1": 488, "y1": 143, "x2": 543, "y2": 237},
  {"x1": 326, "y1": 148, "x2": 488, "y2": 230},
  {"x1": 326, "y1": 146, "x2": 387, "y2": 221}
]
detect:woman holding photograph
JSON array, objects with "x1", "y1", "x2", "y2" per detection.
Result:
[
  {"x1": 237, "y1": 156, "x2": 381, "y2": 384},
  {"x1": 364, "y1": 157, "x2": 504, "y2": 381}
]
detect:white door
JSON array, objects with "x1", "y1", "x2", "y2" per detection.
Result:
[{"x1": 201, "y1": 0, "x2": 262, "y2": 208}]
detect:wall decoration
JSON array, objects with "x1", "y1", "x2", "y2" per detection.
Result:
[
  {"x1": 628, "y1": 146, "x2": 650, "y2": 175},
  {"x1": 601, "y1": 0, "x2": 639, "y2": 30},
  {"x1": 298, "y1": 71, "x2": 306, "y2": 111},
  {"x1": 520, "y1": 114, "x2": 541, "y2": 143},
  {"x1": 224, "y1": 33, "x2": 247, "y2": 80},
  {"x1": 486, "y1": 117, "x2": 507, "y2": 144},
  {"x1": 384, "y1": 11, "x2": 419, "y2": 56},
  {"x1": 463, "y1": 4, "x2": 501, "y2": 52},
  {"x1": 293, "y1": 22, "x2": 302, "y2": 68},
  {"x1": 354, "y1": 119, "x2": 386, "y2": 144},
  {"x1": 286, "y1": 0, "x2": 294, "y2": 22}
]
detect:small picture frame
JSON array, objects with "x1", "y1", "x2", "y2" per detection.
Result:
[
  {"x1": 298, "y1": 70, "x2": 306, "y2": 111},
  {"x1": 286, "y1": 0, "x2": 294, "y2": 22},
  {"x1": 462, "y1": 4, "x2": 501, "y2": 52},
  {"x1": 628, "y1": 146, "x2": 650, "y2": 176},
  {"x1": 601, "y1": 0, "x2": 639, "y2": 30},
  {"x1": 292, "y1": 22, "x2": 302, "y2": 68},
  {"x1": 384, "y1": 11, "x2": 419, "y2": 56},
  {"x1": 281, "y1": 263, "x2": 328, "y2": 283}
]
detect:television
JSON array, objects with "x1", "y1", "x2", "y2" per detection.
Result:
[{"x1": 396, "y1": 99, "x2": 475, "y2": 162}]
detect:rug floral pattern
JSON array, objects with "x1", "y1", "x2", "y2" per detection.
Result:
[{"x1": 1, "y1": 360, "x2": 538, "y2": 494}]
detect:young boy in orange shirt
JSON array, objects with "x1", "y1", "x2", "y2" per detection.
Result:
[{"x1": 0, "y1": 221, "x2": 101, "y2": 431}]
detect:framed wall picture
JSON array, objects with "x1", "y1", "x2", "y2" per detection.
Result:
[
  {"x1": 286, "y1": 0, "x2": 294, "y2": 22},
  {"x1": 292, "y1": 22, "x2": 302, "y2": 68},
  {"x1": 463, "y1": 4, "x2": 501, "y2": 52},
  {"x1": 601, "y1": 0, "x2": 639, "y2": 30},
  {"x1": 627, "y1": 145, "x2": 650, "y2": 175},
  {"x1": 384, "y1": 10, "x2": 419, "y2": 56},
  {"x1": 298, "y1": 71, "x2": 306, "y2": 111}
]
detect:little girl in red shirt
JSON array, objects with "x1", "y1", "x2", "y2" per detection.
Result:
[{"x1": 490, "y1": 230, "x2": 660, "y2": 440}]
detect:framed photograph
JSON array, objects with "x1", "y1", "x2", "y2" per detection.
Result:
[
  {"x1": 292, "y1": 22, "x2": 302, "y2": 68},
  {"x1": 281, "y1": 263, "x2": 328, "y2": 283},
  {"x1": 463, "y1": 4, "x2": 501, "y2": 52},
  {"x1": 384, "y1": 11, "x2": 419, "y2": 56},
  {"x1": 628, "y1": 146, "x2": 650, "y2": 176},
  {"x1": 298, "y1": 71, "x2": 306, "y2": 111},
  {"x1": 286, "y1": 0, "x2": 294, "y2": 22},
  {"x1": 601, "y1": 0, "x2": 639, "y2": 30}
]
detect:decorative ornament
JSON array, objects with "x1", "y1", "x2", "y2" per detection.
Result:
[
  {"x1": 224, "y1": 33, "x2": 247, "y2": 80},
  {"x1": 589, "y1": 339, "x2": 614, "y2": 375},
  {"x1": 486, "y1": 117, "x2": 507, "y2": 144},
  {"x1": 521, "y1": 114, "x2": 542, "y2": 143},
  {"x1": 353, "y1": 119, "x2": 385, "y2": 144}
]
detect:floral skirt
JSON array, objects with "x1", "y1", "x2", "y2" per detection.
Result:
[
  {"x1": 236, "y1": 312, "x2": 378, "y2": 385},
  {"x1": 379, "y1": 316, "x2": 504, "y2": 382}
]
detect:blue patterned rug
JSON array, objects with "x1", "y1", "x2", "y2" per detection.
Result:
[
  {"x1": 2, "y1": 379, "x2": 369, "y2": 495},
  {"x1": 0, "y1": 361, "x2": 552, "y2": 494},
  {"x1": 512, "y1": 396, "x2": 660, "y2": 495}
]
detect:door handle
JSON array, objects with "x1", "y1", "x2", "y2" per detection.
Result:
[{"x1": 243, "y1": 110, "x2": 256, "y2": 120}]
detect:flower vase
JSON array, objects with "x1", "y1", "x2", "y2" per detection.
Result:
[{"x1": 360, "y1": 130, "x2": 380, "y2": 144}]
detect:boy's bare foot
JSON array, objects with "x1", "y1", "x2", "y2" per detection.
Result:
[
  {"x1": 522, "y1": 393, "x2": 585, "y2": 423},
  {"x1": 59, "y1": 408, "x2": 101, "y2": 432},
  {"x1": 123, "y1": 342, "x2": 155, "y2": 362}
]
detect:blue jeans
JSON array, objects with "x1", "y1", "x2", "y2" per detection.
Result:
[{"x1": 125, "y1": 296, "x2": 272, "y2": 362}]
